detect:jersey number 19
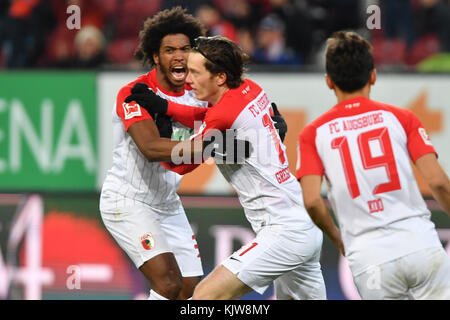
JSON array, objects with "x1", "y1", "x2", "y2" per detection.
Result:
[{"x1": 331, "y1": 127, "x2": 401, "y2": 199}]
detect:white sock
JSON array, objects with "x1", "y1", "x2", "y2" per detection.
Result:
[{"x1": 148, "y1": 290, "x2": 169, "y2": 300}]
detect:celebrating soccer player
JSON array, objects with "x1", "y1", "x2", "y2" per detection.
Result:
[
  {"x1": 99, "y1": 7, "x2": 208, "y2": 301},
  {"x1": 126, "y1": 35, "x2": 327, "y2": 300}
]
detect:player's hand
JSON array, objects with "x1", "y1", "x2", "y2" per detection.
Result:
[
  {"x1": 155, "y1": 114, "x2": 173, "y2": 139},
  {"x1": 125, "y1": 83, "x2": 168, "y2": 116},
  {"x1": 271, "y1": 103, "x2": 287, "y2": 142},
  {"x1": 203, "y1": 130, "x2": 253, "y2": 164}
]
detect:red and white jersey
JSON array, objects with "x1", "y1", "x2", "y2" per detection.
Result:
[
  {"x1": 297, "y1": 96, "x2": 442, "y2": 275},
  {"x1": 100, "y1": 70, "x2": 207, "y2": 212},
  {"x1": 192, "y1": 79, "x2": 314, "y2": 233}
]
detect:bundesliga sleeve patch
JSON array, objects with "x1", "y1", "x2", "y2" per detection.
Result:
[
  {"x1": 418, "y1": 127, "x2": 433, "y2": 146},
  {"x1": 122, "y1": 101, "x2": 142, "y2": 120}
]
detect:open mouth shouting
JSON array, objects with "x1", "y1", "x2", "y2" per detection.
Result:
[{"x1": 171, "y1": 65, "x2": 187, "y2": 81}]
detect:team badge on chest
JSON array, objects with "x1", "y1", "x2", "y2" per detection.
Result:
[{"x1": 140, "y1": 233, "x2": 155, "y2": 250}]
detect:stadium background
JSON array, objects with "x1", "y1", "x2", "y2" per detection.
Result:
[{"x1": 0, "y1": 0, "x2": 449, "y2": 300}]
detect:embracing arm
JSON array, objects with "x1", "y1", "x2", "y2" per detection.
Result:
[
  {"x1": 128, "y1": 119, "x2": 202, "y2": 162},
  {"x1": 166, "y1": 101, "x2": 208, "y2": 129}
]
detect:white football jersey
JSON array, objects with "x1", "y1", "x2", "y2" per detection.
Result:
[
  {"x1": 297, "y1": 96, "x2": 442, "y2": 275},
  {"x1": 166, "y1": 79, "x2": 314, "y2": 233},
  {"x1": 100, "y1": 70, "x2": 207, "y2": 212}
]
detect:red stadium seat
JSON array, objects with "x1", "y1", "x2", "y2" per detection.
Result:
[
  {"x1": 405, "y1": 34, "x2": 441, "y2": 66},
  {"x1": 45, "y1": 25, "x2": 77, "y2": 63},
  {"x1": 107, "y1": 38, "x2": 140, "y2": 65},
  {"x1": 372, "y1": 37, "x2": 407, "y2": 67}
]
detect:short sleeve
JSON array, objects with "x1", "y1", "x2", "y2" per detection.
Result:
[
  {"x1": 393, "y1": 108, "x2": 437, "y2": 162},
  {"x1": 116, "y1": 85, "x2": 153, "y2": 131},
  {"x1": 296, "y1": 125, "x2": 325, "y2": 179}
]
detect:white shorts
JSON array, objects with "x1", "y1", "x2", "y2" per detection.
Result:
[
  {"x1": 353, "y1": 246, "x2": 450, "y2": 300},
  {"x1": 222, "y1": 224, "x2": 326, "y2": 299},
  {"x1": 100, "y1": 204, "x2": 203, "y2": 278}
]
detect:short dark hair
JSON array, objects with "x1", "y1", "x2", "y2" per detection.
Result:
[
  {"x1": 325, "y1": 31, "x2": 374, "y2": 93},
  {"x1": 193, "y1": 36, "x2": 249, "y2": 89},
  {"x1": 135, "y1": 7, "x2": 206, "y2": 67}
]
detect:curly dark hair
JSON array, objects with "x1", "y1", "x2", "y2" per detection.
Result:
[
  {"x1": 193, "y1": 36, "x2": 249, "y2": 89},
  {"x1": 135, "y1": 7, "x2": 206, "y2": 67},
  {"x1": 326, "y1": 31, "x2": 374, "y2": 93}
]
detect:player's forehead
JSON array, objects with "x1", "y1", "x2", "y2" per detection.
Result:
[
  {"x1": 160, "y1": 33, "x2": 191, "y2": 49},
  {"x1": 187, "y1": 52, "x2": 207, "y2": 71}
]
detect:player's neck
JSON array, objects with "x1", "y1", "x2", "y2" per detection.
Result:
[
  {"x1": 335, "y1": 85, "x2": 371, "y2": 104},
  {"x1": 209, "y1": 86, "x2": 230, "y2": 106}
]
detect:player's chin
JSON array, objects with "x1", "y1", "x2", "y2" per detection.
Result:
[
  {"x1": 193, "y1": 91, "x2": 205, "y2": 101},
  {"x1": 168, "y1": 74, "x2": 186, "y2": 86}
]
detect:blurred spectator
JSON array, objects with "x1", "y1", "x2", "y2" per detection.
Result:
[
  {"x1": 195, "y1": 2, "x2": 238, "y2": 42},
  {"x1": 51, "y1": 26, "x2": 107, "y2": 69},
  {"x1": 236, "y1": 27, "x2": 255, "y2": 56},
  {"x1": 107, "y1": 0, "x2": 160, "y2": 40},
  {"x1": 1, "y1": 0, "x2": 448, "y2": 69},
  {"x1": 307, "y1": 0, "x2": 363, "y2": 36},
  {"x1": 2, "y1": 0, "x2": 56, "y2": 68},
  {"x1": 42, "y1": 0, "x2": 113, "y2": 68},
  {"x1": 269, "y1": 0, "x2": 314, "y2": 63},
  {"x1": 221, "y1": 0, "x2": 265, "y2": 30},
  {"x1": 379, "y1": 0, "x2": 417, "y2": 47},
  {"x1": 304, "y1": 0, "x2": 364, "y2": 64},
  {"x1": 413, "y1": 0, "x2": 450, "y2": 52},
  {"x1": 252, "y1": 13, "x2": 302, "y2": 65}
]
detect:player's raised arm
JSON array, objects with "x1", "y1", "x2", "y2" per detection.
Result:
[{"x1": 415, "y1": 153, "x2": 450, "y2": 216}]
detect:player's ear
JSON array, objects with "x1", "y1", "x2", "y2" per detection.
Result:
[
  {"x1": 325, "y1": 74, "x2": 335, "y2": 90},
  {"x1": 370, "y1": 69, "x2": 377, "y2": 86},
  {"x1": 216, "y1": 72, "x2": 227, "y2": 86},
  {"x1": 153, "y1": 53, "x2": 160, "y2": 66}
]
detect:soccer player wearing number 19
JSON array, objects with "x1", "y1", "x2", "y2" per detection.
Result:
[{"x1": 297, "y1": 31, "x2": 450, "y2": 299}]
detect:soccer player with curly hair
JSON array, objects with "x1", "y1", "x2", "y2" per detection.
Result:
[{"x1": 100, "y1": 7, "x2": 207, "y2": 300}]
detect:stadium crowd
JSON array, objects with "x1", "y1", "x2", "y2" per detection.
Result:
[{"x1": 0, "y1": 0, "x2": 449, "y2": 70}]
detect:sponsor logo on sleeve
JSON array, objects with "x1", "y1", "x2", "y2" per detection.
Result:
[
  {"x1": 418, "y1": 127, "x2": 433, "y2": 146},
  {"x1": 123, "y1": 101, "x2": 142, "y2": 120}
]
